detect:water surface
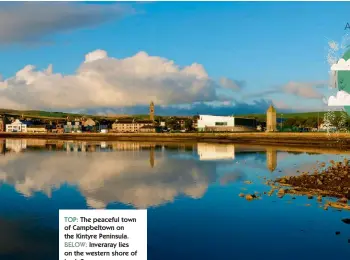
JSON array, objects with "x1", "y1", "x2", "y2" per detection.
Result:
[{"x1": 0, "y1": 139, "x2": 349, "y2": 260}]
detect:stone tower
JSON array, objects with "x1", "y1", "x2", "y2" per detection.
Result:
[
  {"x1": 149, "y1": 101, "x2": 155, "y2": 121},
  {"x1": 266, "y1": 105, "x2": 277, "y2": 132}
]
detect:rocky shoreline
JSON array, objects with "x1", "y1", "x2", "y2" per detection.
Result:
[
  {"x1": 238, "y1": 159, "x2": 350, "y2": 211},
  {"x1": 276, "y1": 159, "x2": 350, "y2": 200}
]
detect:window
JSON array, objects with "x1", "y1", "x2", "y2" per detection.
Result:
[{"x1": 215, "y1": 122, "x2": 227, "y2": 126}]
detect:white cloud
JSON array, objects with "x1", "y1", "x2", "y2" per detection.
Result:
[
  {"x1": 328, "y1": 90, "x2": 350, "y2": 106},
  {"x1": 219, "y1": 77, "x2": 244, "y2": 91},
  {"x1": 331, "y1": 58, "x2": 350, "y2": 71},
  {"x1": 0, "y1": 50, "x2": 218, "y2": 110}
]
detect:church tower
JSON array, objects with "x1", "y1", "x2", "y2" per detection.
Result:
[
  {"x1": 149, "y1": 101, "x2": 155, "y2": 121},
  {"x1": 266, "y1": 105, "x2": 277, "y2": 132}
]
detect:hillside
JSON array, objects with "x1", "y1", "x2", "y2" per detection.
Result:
[
  {"x1": 241, "y1": 111, "x2": 342, "y2": 122},
  {"x1": 0, "y1": 108, "x2": 342, "y2": 122}
]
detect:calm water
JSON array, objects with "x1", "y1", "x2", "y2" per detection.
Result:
[{"x1": 0, "y1": 138, "x2": 349, "y2": 260}]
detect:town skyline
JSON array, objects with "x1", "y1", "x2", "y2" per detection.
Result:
[{"x1": 0, "y1": 2, "x2": 347, "y2": 116}]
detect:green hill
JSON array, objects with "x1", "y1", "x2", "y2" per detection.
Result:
[{"x1": 241, "y1": 111, "x2": 340, "y2": 122}]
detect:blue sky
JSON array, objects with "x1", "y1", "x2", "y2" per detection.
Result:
[{"x1": 0, "y1": 1, "x2": 349, "y2": 115}]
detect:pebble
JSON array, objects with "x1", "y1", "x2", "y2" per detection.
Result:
[{"x1": 245, "y1": 194, "x2": 254, "y2": 201}]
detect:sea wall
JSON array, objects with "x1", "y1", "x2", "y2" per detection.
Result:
[{"x1": 1, "y1": 132, "x2": 350, "y2": 148}]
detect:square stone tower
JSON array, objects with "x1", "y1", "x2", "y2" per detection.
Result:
[
  {"x1": 266, "y1": 105, "x2": 277, "y2": 132},
  {"x1": 149, "y1": 101, "x2": 155, "y2": 121}
]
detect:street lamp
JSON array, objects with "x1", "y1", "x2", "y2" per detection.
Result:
[{"x1": 95, "y1": 120, "x2": 100, "y2": 132}]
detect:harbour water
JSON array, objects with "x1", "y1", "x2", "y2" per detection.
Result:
[{"x1": 0, "y1": 139, "x2": 349, "y2": 260}]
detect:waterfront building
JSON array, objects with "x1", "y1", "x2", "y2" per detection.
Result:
[
  {"x1": 266, "y1": 105, "x2": 277, "y2": 132},
  {"x1": 197, "y1": 115, "x2": 256, "y2": 132},
  {"x1": 51, "y1": 124, "x2": 64, "y2": 134},
  {"x1": 26, "y1": 125, "x2": 48, "y2": 133},
  {"x1": 64, "y1": 120, "x2": 82, "y2": 133},
  {"x1": 112, "y1": 119, "x2": 154, "y2": 132},
  {"x1": 82, "y1": 118, "x2": 96, "y2": 131},
  {"x1": 140, "y1": 125, "x2": 156, "y2": 133},
  {"x1": 5, "y1": 119, "x2": 27, "y2": 132}
]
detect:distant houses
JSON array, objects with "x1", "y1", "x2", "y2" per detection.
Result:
[
  {"x1": 27, "y1": 125, "x2": 47, "y2": 133},
  {"x1": 111, "y1": 119, "x2": 155, "y2": 133},
  {"x1": 6, "y1": 119, "x2": 28, "y2": 132},
  {"x1": 0, "y1": 101, "x2": 308, "y2": 134}
]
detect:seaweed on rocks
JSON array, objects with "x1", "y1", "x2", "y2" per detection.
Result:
[{"x1": 275, "y1": 159, "x2": 350, "y2": 200}]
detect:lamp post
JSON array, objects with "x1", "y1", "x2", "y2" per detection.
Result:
[{"x1": 95, "y1": 120, "x2": 100, "y2": 132}]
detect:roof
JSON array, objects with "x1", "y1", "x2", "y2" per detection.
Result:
[
  {"x1": 141, "y1": 125, "x2": 156, "y2": 129},
  {"x1": 114, "y1": 119, "x2": 153, "y2": 124},
  {"x1": 267, "y1": 105, "x2": 276, "y2": 113},
  {"x1": 137, "y1": 120, "x2": 153, "y2": 124}
]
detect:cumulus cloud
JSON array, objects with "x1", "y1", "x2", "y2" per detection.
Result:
[
  {"x1": 244, "y1": 81, "x2": 326, "y2": 100},
  {"x1": 328, "y1": 90, "x2": 350, "y2": 106},
  {"x1": 331, "y1": 58, "x2": 350, "y2": 71},
  {"x1": 0, "y1": 50, "x2": 219, "y2": 110},
  {"x1": 0, "y1": 2, "x2": 133, "y2": 44},
  {"x1": 219, "y1": 77, "x2": 245, "y2": 91},
  {"x1": 282, "y1": 81, "x2": 325, "y2": 99}
]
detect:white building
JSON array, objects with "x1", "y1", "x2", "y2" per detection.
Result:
[
  {"x1": 6, "y1": 119, "x2": 27, "y2": 132},
  {"x1": 197, "y1": 115, "x2": 235, "y2": 131},
  {"x1": 197, "y1": 143, "x2": 235, "y2": 160}
]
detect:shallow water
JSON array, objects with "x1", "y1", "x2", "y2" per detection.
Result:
[{"x1": 0, "y1": 139, "x2": 349, "y2": 260}]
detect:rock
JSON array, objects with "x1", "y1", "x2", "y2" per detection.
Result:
[
  {"x1": 245, "y1": 194, "x2": 254, "y2": 201},
  {"x1": 317, "y1": 179, "x2": 323, "y2": 185},
  {"x1": 277, "y1": 188, "x2": 285, "y2": 194},
  {"x1": 337, "y1": 197, "x2": 348, "y2": 204},
  {"x1": 239, "y1": 193, "x2": 245, "y2": 198},
  {"x1": 324, "y1": 205, "x2": 329, "y2": 210},
  {"x1": 244, "y1": 181, "x2": 253, "y2": 185},
  {"x1": 335, "y1": 231, "x2": 340, "y2": 235},
  {"x1": 305, "y1": 204, "x2": 311, "y2": 207},
  {"x1": 317, "y1": 196, "x2": 322, "y2": 202},
  {"x1": 328, "y1": 202, "x2": 350, "y2": 210},
  {"x1": 341, "y1": 218, "x2": 350, "y2": 224},
  {"x1": 307, "y1": 195, "x2": 313, "y2": 199},
  {"x1": 277, "y1": 188, "x2": 285, "y2": 198}
]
